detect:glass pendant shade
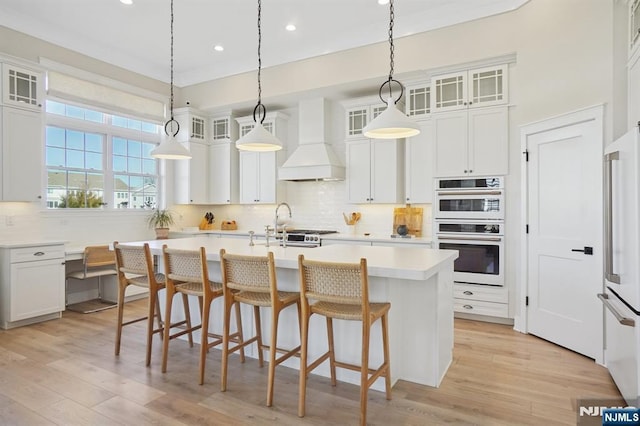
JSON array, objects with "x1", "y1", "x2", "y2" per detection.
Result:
[
  {"x1": 363, "y1": 96, "x2": 420, "y2": 139},
  {"x1": 235, "y1": 122, "x2": 282, "y2": 151}
]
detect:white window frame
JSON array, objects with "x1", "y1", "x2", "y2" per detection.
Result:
[{"x1": 44, "y1": 97, "x2": 165, "y2": 211}]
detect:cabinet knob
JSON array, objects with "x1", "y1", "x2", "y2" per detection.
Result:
[
  {"x1": 469, "y1": 170, "x2": 473, "y2": 173},
  {"x1": 463, "y1": 290, "x2": 473, "y2": 295},
  {"x1": 464, "y1": 170, "x2": 468, "y2": 173},
  {"x1": 463, "y1": 304, "x2": 473, "y2": 310},
  {"x1": 37, "y1": 195, "x2": 42, "y2": 199},
  {"x1": 406, "y1": 197, "x2": 410, "y2": 201}
]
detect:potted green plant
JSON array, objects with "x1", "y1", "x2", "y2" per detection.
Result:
[{"x1": 147, "y1": 209, "x2": 175, "y2": 239}]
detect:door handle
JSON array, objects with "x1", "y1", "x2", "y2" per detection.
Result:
[{"x1": 571, "y1": 246, "x2": 593, "y2": 255}]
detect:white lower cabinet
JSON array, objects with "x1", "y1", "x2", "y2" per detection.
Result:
[
  {"x1": 453, "y1": 282, "x2": 508, "y2": 318},
  {"x1": 0, "y1": 244, "x2": 66, "y2": 329}
]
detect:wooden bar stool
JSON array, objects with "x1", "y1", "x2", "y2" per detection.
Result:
[
  {"x1": 161, "y1": 245, "x2": 245, "y2": 385},
  {"x1": 219, "y1": 249, "x2": 301, "y2": 407},
  {"x1": 113, "y1": 241, "x2": 191, "y2": 366},
  {"x1": 297, "y1": 254, "x2": 391, "y2": 426}
]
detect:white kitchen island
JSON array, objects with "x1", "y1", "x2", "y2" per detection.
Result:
[{"x1": 126, "y1": 236, "x2": 458, "y2": 390}]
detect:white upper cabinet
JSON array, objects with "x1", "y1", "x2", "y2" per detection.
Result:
[
  {"x1": 236, "y1": 112, "x2": 287, "y2": 204},
  {"x1": 343, "y1": 97, "x2": 389, "y2": 139},
  {"x1": 0, "y1": 60, "x2": 44, "y2": 202},
  {"x1": 173, "y1": 107, "x2": 210, "y2": 204},
  {"x1": 346, "y1": 138, "x2": 404, "y2": 204},
  {"x1": 405, "y1": 83, "x2": 431, "y2": 118},
  {"x1": 239, "y1": 151, "x2": 279, "y2": 204},
  {"x1": 405, "y1": 120, "x2": 433, "y2": 204},
  {"x1": 1, "y1": 63, "x2": 44, "y2": 111},
  {"x1": 431, "y1": 64, "x2": 508, "y2": 113},
  {"x1": 209, "y1": 113, "x2": 239, "y2": 205},
  {"x1": 209, "y1": 143, "x2": 239, "y2": 204},
  {"x1": 433, "y1": 106, "x2": 508, "y2": 177},
  {"x1": 1, "y1": 106, "x2": 44, "y2": 201}
]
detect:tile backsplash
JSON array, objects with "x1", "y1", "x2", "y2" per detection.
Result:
[
  {"x1": 0, "y1": 181, "x2": 432, "y2": 246},
  {"x1": 175, "y1": 180, "x2": 432, "y2": 239}
]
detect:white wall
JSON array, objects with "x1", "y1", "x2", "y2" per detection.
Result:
[{"x1": 0, "y1": 1, "x2": 619, "y2": 321}]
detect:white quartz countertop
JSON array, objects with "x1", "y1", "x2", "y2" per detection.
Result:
[
  {"x1": 0, "y1": 240, "x2": 67, "y2": 248},
  {"x1": 169, "y1": 230, "x2": 432, "y2": 245},
  {"x1": 126, "y1": 236, "x2": 456, "y2": 281}
]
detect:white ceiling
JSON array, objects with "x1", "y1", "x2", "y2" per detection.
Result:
[{"x1": 0, "y1": 0, "x2": 527, "y2": 87}]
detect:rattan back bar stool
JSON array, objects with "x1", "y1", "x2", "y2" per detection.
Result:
[
  {"x1": 297, "y1": 254, "x2": 391, "y2": 426},
  {"x1": 161, "y1": 245, "x2": 245, "y2": 385},
  {"x1": 219, "y1": 249, "x2": 301, "y2": 407},
  {"x1": 113, "y1": 241, "x2": 192, "y2": 366}
]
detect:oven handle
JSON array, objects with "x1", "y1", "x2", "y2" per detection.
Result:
[
  {"x1": 436, "y1": 190, "x2": 503, "y2": 196},
  {"x1": 598, "y1": 293, "x2": 635, "y2": 327},
  {"x1": 437, "y1": 235, "x2": 503, "y2": 242}
]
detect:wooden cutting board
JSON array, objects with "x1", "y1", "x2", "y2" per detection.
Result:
[{"x1": 393, "y1": 206, "x2": 423, "y2": 237}]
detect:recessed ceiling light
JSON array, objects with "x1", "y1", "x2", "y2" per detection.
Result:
[
  {"x1": 285, "y1": 24, "x2": 296, "y2": 32},
  {"x1": 214, "y1": 45, "x2": 224, "y2": 52},
  {"x1": 377, "y1": 0, "x2": 390, "y2": 4},
  {"x1": 120, "y1": 0, "x2": 133, "y2": 5}
]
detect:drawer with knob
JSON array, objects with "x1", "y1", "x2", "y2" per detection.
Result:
[
  {"x1": 454, "y1": 299, "x2": 509, "y2": 318},
  {"x1": 453, "y1": 282, "x2": 508, "y2": 303}
]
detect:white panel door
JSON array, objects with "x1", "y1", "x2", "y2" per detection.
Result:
[
  {"x1": 209, "y1": 143, "x2": 232, "y2": 204},
  {"x1": 525, "y1": 115, "x2": 602, "y2": 359},
  {"x1": 370, "y1": 139, "x2": 401, "y2": 203},
  {"x1": 239, "y1": 151, "x2": 259, "y2": 204},
  {"x1": 257, "y1": 151, "x2": 276, "y2": 204}
]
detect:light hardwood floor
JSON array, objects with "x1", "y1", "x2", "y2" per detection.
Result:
[{"x1": 0, "y1": 299, "x2": 623, "y2": 425}]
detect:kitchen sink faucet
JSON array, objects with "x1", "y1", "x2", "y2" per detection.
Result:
[{"x1": 275, "y1": 202, "x2": 292, "y2": 233}]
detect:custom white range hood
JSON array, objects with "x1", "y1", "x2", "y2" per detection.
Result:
[{"x1": 278, "y1": 98, "x2": 345, "y2": 181}]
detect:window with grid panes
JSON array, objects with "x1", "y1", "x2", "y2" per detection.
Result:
[{"x1": 45, "y1": 99, "x2": 161, "y2": 209}]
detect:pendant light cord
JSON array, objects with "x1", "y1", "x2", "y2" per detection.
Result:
[
  {"x1": 170, "y1": 0, "x2": 174, "y2": 121},
  {"x1": 164, "y1": 0, "x2": 179, "y2": 137},
  {"x1": 376, "y1": 0, "x2": 402, "y2": 105},
  {"x1": 252, "y1": 0, "x2": 267, "y2": 123},
  {"x1": 387, "y1": 0, "x2": 394, "y2": 98}
]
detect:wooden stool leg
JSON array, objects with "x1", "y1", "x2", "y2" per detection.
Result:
[
  {"x1": 298, "y1": 311, "x2": 310, "y2": 417},
  {"x1": 161, "y1": 288, "x2": 175, "y2": 373},
  {"x1": 145, "y1": 288, "x2": 156, "y2": 366},
  {"x1": 360, "y1": 321, "x2": 370, "y2": 426},
  {"x1": 114, "y1": 282, "x2": 127, "y2": 356},
  {"x1": 155, "y1": 295, "x2": 163, "y2": 341},
  {"x1": 381, "y1": 313, "x2": 392, "y2": 400},
  {"x1": 221, "y1": 295, "x2": 234, "y2": 392},
  {"x1": 254, "y1": 305, "x2": 264, "y2": 368},
  {"x1": 199, "y1": 295, "x2": 211, "y2": 385},
  {"x1": 327, "y1": 316, "x2": 337, "y2": 386},
  {"x1": 234, "y1": 301, "x2": 245, "y2": 363},
  {"x1": 266, "y1": 306, "x2": 279, "y2": 407},
  {"x1": 182, "y1": 293, "x2": 194, "y2": 347}
]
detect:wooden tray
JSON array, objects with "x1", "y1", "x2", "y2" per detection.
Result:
[{"x1": 393, "y1": 206, "x2": 423, "y2": 237}]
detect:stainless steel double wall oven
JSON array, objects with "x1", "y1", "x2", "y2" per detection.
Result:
[{"x1": 435, "y1": 177, "x2": 505, "y2": 287}]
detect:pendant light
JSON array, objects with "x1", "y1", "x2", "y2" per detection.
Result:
[
  {"x1": 363, "y1": 0, "x2": 420, "y2": 139},
  {"x1": 151, "y1": 0, "x2": 191, "y2": 159},
  {"x1": 235, "y1": 0, "x2": 283, "y2": 152}
]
